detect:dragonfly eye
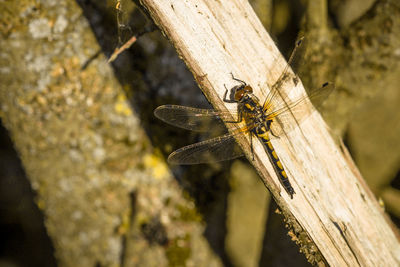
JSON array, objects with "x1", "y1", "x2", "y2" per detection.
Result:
[
  {"x1": 233, "y1": 85, "x2": 253, "y2": 101},
  {"x1": 244, "y1": 85, "x2": 253, "y2": 93},
  {"x1": 234, "y1": 87, "x2": 245, "y2": 101}
]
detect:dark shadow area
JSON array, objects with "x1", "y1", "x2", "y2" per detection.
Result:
[
  {"x1": 0, "y1": 120, "x2": 57, "y2": 267},
  {"x1": 389, "y1": 170, "x2": 400, "y2": 229},
  {"x1": 271, "y1": 0, "x2": 305, "y2": 56},
  {"x1": 259, "y1": 200, "x2": 311, "y2": 267},
  {"x1": 390, "y1": 169, "x2": 400, "y2": 191}
]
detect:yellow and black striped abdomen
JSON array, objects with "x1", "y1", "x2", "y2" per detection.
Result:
[{"x1": 255, "y1": 126, "x2": 295, "y2": 198}]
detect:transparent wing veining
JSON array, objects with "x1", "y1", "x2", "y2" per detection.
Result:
[
  {"x1": 261, "y1": 37, "x2": 305, "y2": 113},
  {"x1": 265, "y1": 82, "x2": 335, "y2": 136},
  {"x1": 154, "y1": 105, "x2": 238, "y2": 132},
  {"x1": 168, "y1": 133, "x2": 244, "y2": 165}
]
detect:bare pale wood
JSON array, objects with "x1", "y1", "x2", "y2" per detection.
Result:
[{"x1": 139, "y1": 0, "x2": 400, "y2": 265}]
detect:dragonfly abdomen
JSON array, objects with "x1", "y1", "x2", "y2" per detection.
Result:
[{"x1": 255, "y1": 126, "x2": 295, "y2": 198}]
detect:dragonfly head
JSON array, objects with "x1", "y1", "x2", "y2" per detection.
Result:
[{"x1": 233, "y1": 84, "x2": 253, "y2": 101}]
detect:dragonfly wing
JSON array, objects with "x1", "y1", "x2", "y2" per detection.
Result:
[
  {"x1": 267, "y1": 82, "x2": 335, "y2": 136},
  {"x1": 168, "y1": 133, "x2": 244, "y2": 165},
  {"x1": 154, "y1": 105, "x2": 238, "y2": 132},
  {"x1": 306, "y1": 81, "x2": 335, "y2": 108},
  {"x1": 262, "y1": 37, "x2": 305, "y2": 112}
]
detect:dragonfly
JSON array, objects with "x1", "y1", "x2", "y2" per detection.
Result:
[{"x1": 154, "y1": 39, "x2": 334, "y2": 199}]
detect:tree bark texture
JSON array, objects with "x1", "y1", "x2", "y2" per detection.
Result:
[
  {"x1": 0, "y1": 0, "x2": 222, "y2": 266},
  {"x1": 137, "y1": 0, "x2": 400, "y2": 266}
]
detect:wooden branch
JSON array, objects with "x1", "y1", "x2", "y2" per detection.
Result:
[{"x1": 139, "y1": 0, "x2": 400, "y2": 265}]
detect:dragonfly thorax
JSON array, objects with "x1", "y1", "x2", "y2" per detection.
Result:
[
  {"x1": 230, "y1": 80, "x2": 272, "y2": 133},
  {"x1": 248, "y1": 108, "x2": 271, "y2": 130}
]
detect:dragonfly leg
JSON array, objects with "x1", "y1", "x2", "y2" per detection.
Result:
[
  {"x1": 230, "y1": 72, "x2": 246, "y2": 86},
  {"x1": 224, "y1": 108, "x2": 242, "y2": 123},
  {"x1": 223, "y1": 84, "x2": 236, "y2": 103},
  {"x1": 223, "y1": 93, "x2": 243, "y2": 123},
  {"x1": 270, "y1": 128, "x2": 280, "y2": 138}
]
